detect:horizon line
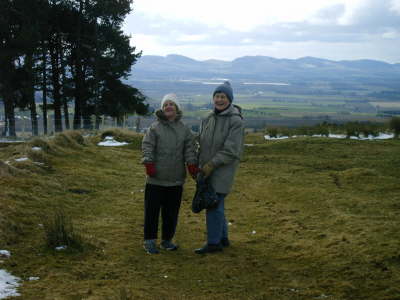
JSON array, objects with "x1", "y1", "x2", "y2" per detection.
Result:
[{"x1": 138, "y1": 53, "x2": 399, "y2": 65}]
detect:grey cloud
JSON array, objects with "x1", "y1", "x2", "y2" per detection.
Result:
[
  {"x1": 246, "y1": 1, "x2": 400, "y2": 45},
  {"x1": 124, "y1": 12, "x2": 211, "y2": 36},
  {"x1": 126, "y1": 1, "x2": 400, "y2": 47},
  {"x1": 346, "y1": 0, "x2": 400, "y2": 27},
  {"x1": 313, "y1": 4, "x2": 346, "y2": 22}
]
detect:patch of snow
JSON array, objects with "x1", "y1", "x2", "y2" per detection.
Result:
[
  {"x1": 28, "y1": 277, "x2": 39, "y2": 281},
  {"x1": 0, "y1": 269, "x2": 20, "y2": 299},
  {"x1": 243, "y1": 82, "x2": 290, "y2": 86},
  {"x1": 55, "y1": 246, "x2": 67, "y2": 251},
  {"x1": 244, "y1": 144, "x2": 254, "y2": 147},
  {"x1": 315, "y1": 294, "x2": 330, "y2": 299},
  {"x1": 326, "y1": 134, "x2": 346, "y2": 139},
  {"x1": 14, "y1": 157, "x2": 29, "y2": 162},
  {"x1": 201, "y1": 82, "x2": 221, "y2": 85},
  {"x1": 0, "y1": 252, "x2": 10, "y2": 259},
  {"x1": 358, "y1": 133, "x2": 394, "y2": 140},
  {"x1": 31, "y1": 147, "x2": 42, "y2": 151},
  {"x1": 265, "y1": 133, "x2": 395, "y2": 141},
  {"x1": 251, "y1": 230, "x2": 256, "y2": 234},
  {"x1": 98, "y1": 136, "x2": 128, "y2": 147},
  {"x1": 264, "y1": 135, "x2": 290, "y2": 140}
]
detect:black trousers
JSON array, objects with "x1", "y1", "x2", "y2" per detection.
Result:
[{"x1": 144, "y1": 183, "x2": 183, "y2": 241}]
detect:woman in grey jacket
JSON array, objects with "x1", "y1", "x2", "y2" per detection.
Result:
[
  {"x1": 142, "y1": 93, "x2": 198, "y2": 254},
  {"x1": 195, "y1": 81, "x2": 244, "y2": 254}
]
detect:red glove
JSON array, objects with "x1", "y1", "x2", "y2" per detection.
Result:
[
  {"x1": 144, "y1": 163, "x2": 156, "y2": 177},
  {"x1": 187, "y1": 164, "x2": 200, "y2": 178}
]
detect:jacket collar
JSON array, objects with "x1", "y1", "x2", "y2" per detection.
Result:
[
  {"x1": 210, "y1": 104, "x2": 243, "y2": 119},
  {"x1": 155, "y1": 109, "x2": 182, "y2": 122}
]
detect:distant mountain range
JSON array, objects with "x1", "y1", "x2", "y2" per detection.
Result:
[
  {"x1": 130, "y1": 54, "x2": 400, "y2": 81},
  {"x1": 128, "y1": 54, "x2": 400, "y2": 99}
]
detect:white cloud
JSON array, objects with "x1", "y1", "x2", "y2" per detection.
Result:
[
  {"x1": 382, "y1": 29, "x2": 400, "y2": 39},
  {"x1": 241, "y1": 38, "x2": 253, "y2": 44},
  {"x1": 337, "y1": 0, "x2": 365, "y2": 25},
  {"x1": 390, "y1": 0, "x2": 400, "y2": 14},
  {"x1": 125, "y1": 0, "x2": 400, "y2": 63},
  {"x1": 133, "y1": 0, "x2": 349, "y2": 31},
  {"x1": 177, "y1": 34, "x2": 209, "y2": 42},
  {"x1": 131, "y1": 34, "x2": 162, "y2": 53}
]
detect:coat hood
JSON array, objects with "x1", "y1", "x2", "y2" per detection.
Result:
[{"x1": 155, "y1": 108, "x2": 182, "y2": 122}]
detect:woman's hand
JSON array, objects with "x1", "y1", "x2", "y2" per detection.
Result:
[
  {"x1": 201, "y1": 162, "x2": 214, "y2": 178},
  {"x1": 144, "y1": 163, "x2": 156, "y2": 177},
  {"x1": 187, "y1": 164, "x2": 200, "y2": 179}
]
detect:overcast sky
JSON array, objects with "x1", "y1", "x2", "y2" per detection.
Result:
[{"x1": 122, "y1": 0, "x2": 400, "y2": 63}]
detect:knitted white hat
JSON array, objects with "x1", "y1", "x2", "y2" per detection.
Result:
[{"x1": 161, "y1": 93, "x2": 181, "y2": 110}]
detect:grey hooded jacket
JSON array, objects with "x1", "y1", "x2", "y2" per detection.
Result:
[
  {"x1": 142, "y1": 109, "x2": 197, "y2": 187},
  {"x1": 198, "y1": 104, "x2": 244, "y2": 194}
]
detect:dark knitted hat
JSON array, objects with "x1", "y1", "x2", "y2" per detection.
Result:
[{"x1": 213, "y1": 81, "x2": 233, "y2": 103}]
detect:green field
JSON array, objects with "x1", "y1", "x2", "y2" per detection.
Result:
[
  {"x1": 2, "y1": 87, "x2": 399, "y2": 137},
  {"x1": 177, "y1": 93, "x2": 393, "y2": 126},
  {"x1": 1, "y1": 130, "x2": 400, "y2": 299}
]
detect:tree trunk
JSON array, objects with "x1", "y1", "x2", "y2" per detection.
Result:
[
  {"x1": 73, "y1": 81, "x2": 82, "y2": 129},
  {"x1": 63, "y1": 100, "x2": 70, "y2": 130},
  {"x1": 60, "y1": 48, "x2": 70, "y2": 130},
  {"x1": 81, "y1": 63, "x2": 92, "y2": 130},
  {"x1": 71, "y1": 50, "x2": 83, "y2": 130},
  {"x1": 2, "y1": 119, "x2": 8, "y2": 137},
  {"x1": 42, "y1": 43, "x2": 48, "y2": 135},
  {"x1": 95, "y1": 115, "x2": 101, "y2": 130},
  {"x1": 4, "y1": 93, "x2": 16, "y2": 137},
  {"x1": 72, "y1": 59, "x2": 83, "y2": 130},
  {"x1": 93, "y1": 17, "x2": 101, "y2": 131},
  {"x1": 73, "y1": 0, "x2": 84, "y2": 130},
  {"x1": 135, "y1": 116, "x2": 141, "y2": 133},
  {"x1": 83, "y1": 112, "x2": 92, "y2": 130},
  {"x1": 49, "y1": 40, "x2": 63, "y2": 132},
  {"x1": 25, "y1": 52, "x2": 39, "y2": 136}
]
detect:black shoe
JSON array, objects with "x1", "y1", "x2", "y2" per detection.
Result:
[
  {"x1": 160, "y1": 240, "x2": 178, "y2": 251},
  {"x1": 143, "y1": 240, "x2": 159, "y2": 254},
  {"x1": 220, "y1": 237, "x2": 230, "y2": 247},
  {"x1": 194, "y1": 244, "x2": 223, "y2": 254}
]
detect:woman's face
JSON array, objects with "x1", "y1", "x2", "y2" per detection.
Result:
[
  {"x1": 213, "y1": 92, "x2": 230, "y2": 111},
  {"x1": 162, "y1": 100, "x2": 177, "y2": 120}
]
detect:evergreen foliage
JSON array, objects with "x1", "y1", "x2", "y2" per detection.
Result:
[{"x1": 0, "y1": 0, "x2": 147, "y2": 137}]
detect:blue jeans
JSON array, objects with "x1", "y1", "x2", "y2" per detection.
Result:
[{"x1": 206, "y1": 193, "x2": 228, "y2": 244}]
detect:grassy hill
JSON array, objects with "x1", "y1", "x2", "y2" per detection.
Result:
[{"x1": 1, "y1": 130, "x2": 400, "y2": 299}]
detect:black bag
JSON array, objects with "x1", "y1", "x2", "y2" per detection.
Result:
[{"x1": 192, "y1": 174, "x2": 219, "y2": 213}]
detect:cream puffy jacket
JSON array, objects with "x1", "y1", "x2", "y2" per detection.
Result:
[{"x1": 142, "y1": 110, "x2": 197, "y2": 186}]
